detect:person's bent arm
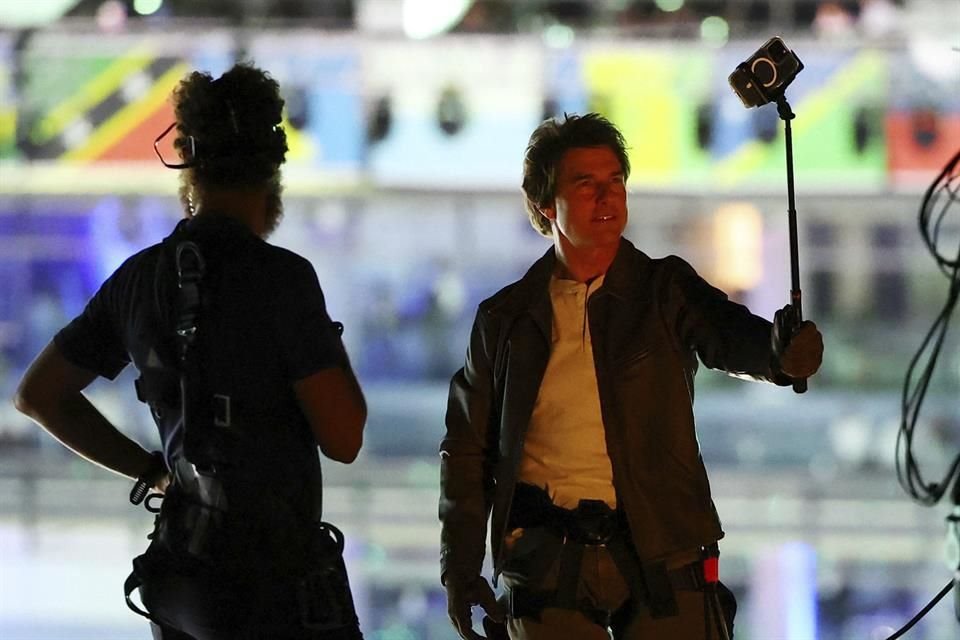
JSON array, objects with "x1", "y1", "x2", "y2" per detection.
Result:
[
  {"x1": 294, "y1": 364, "x2": 366, "y2": 464},
  {"x1": 13, "y1": 340, "x2": 162, "y2": 486},
  {"x1": 440, "y1": 307, "x2": 505, "y2": 639}
]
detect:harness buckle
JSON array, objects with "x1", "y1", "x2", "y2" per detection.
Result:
[{"x1": 566, "y1": 499, "x2": 619, "y2": 545}]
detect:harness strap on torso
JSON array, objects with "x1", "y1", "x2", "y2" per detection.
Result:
[
  {"x1": 174, "y1": 240, "x2": 208, "y2": 465},
  {"x1": 555, "y1": 537, "x2": 585, "y2": 611},
  {"x1": 174, "y1": 240, "x2": 204, "y2": 363},
  {"x1": 132, "y1": 228, "x2": 197, "y2": 419}
]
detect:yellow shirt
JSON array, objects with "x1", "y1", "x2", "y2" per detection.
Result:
[{"x1": 517, "y1": 273, "x2": 616, "y2": 509}]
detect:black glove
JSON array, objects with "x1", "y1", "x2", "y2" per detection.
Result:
[
  {"x1": 482, "y1": 614, "x2": 510, "y2": 640},
  {"x1": 445, "y1": 574, "x2": 505, "y2": 640},
  {"x1": 772, "y1": 304, "x2": 823, "y2": 379}
]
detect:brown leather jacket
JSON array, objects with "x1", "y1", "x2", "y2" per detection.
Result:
[{"x1": 439, "y1": 239, "x2": 791, "y2": 585}]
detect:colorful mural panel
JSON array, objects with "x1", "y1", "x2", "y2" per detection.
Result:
[
  {"x1": 363, "y1": 37, "x2": 543, "y2": 189},
  {"x1": 19, "y1": 39, "x2": 182, "y2": 163},
  {"x1": 582, "y1": 43, "x2": 713, "y2": 188},
  {"x1": 249, "y1": 34, "x2": 365, "y2": 173},
  {"x1": 2, "y1": 33, "x2": 957, "y2": 192},
  {"x1": 711, "y1": 43, "x2": 888, "y2": 190},
  {"x1": 0, "y1": 32, "x2": 15, "y2": 160},
  {"x1": 886, "y1": 44, "x2": 960, "y2": 186}
]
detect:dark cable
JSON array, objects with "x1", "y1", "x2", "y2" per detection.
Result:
[
  {"x1": 883, "y1": 579, "x2": 955, "y2": 640},
  {"x1": 895, "y1": 148, "x2": 960, "y2": 506}
]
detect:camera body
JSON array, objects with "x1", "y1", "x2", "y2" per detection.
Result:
[{"x1": 728, "y1": 37, "x2": 804, "y2": 108}]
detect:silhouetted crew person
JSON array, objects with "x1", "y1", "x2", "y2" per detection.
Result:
[{"x1": 15, "y1": 63, "x2": 367, "y2": 640}]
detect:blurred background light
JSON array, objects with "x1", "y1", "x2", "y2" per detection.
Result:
[
  {"x1": 401, "y1": 0, "x2": 473, "y2": 39},
  {"x1": 543, "y1": 23, "x2": 575, "y2": 49},
  {"x1": 907, "y1": 38, "x2": 960, "y2": 84},
  {"x1": 712, "y1": 202, "x2": 763, "y2": 293},
  {"x1": 95, "y1": 0, "x2": 128, "y2": 32},
  {"x1": 0, "y1": 0, "x2": 80, "y2": 27},
  {"x1": 751, "y1": 542, "x2": 818, "y2": 640},
  {"x1": 132, "y1": 0, "x2": 163, "y2": 17},
  {"x1": 700, "y1": 15, "x2": 729, "y2": 47},
  {"x1": 655, "y1": 0, "x2": 685, "y2": 12}
]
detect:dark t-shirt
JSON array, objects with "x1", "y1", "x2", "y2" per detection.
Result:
[{"x1": 55, "y1": 214, "x2": 345, "y2": 521}]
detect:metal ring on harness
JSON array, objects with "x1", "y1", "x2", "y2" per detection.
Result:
[
  {"x1": 318, "y1": 521, "x2": 346, "y2": 555},
  {"x1": 145, "y1": 493, "x2": 164, "y2": 514},
  {"x1": 174, "y1": 241, "x2": 205, "y2": 357}
]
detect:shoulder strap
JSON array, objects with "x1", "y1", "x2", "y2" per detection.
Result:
[
  {"x1": 131, "y1": 228, "x2": 188, "y2": 410},
  {"x1": 175, "y1": 240, "x2": 205, "y2": 364},
  {"x1": 175, "y1": 240, "x2": 210, "y2": 466}
]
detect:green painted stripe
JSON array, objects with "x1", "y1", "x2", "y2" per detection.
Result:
[
  {"x1": 33, "y1": 46, "x2": 154, "y2": 144},
  {"x1": 66, "y1": 60, "x2": 186, "y2": 162}
]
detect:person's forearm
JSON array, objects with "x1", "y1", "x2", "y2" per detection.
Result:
[
  {"x1": 24, "y1": 392, "x2": 154, "y2": 482},
  {"x1": 344, "y1": 364, "x2": 367, "y2": 421}
]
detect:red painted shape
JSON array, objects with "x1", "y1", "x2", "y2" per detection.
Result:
[
  {"x1": 94, "y1": 101, "x2": 176, "y2": 163},
  {"x1": 886, "y1": 111, "x2": 960, "y2": 185}
]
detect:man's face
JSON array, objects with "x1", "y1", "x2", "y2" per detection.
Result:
[{"x1": 541, "y1": 146, "x2": 627, "y2": 252}]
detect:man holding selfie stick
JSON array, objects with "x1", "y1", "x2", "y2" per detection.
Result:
[
  {"x1": 439, "y1": 107, "x2": 824, "y2": 638},
  {"x1": 728, "y1": 36, "x2": 811, "y2": 395}
]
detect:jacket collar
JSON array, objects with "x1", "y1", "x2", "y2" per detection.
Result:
[
  {"x1": 500, "y1": 246, "x2": 555, "y2": 340},
  {"x1": 602, "y1": 237, "x2": 650, "y2": 301},
  {"x1": 491, "y1": 237, "x2": 650, "y2": 327}
]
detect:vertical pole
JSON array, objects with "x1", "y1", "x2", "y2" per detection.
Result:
[{"x1": 776, "y1": 96, "x2": 807, "y2": 394}]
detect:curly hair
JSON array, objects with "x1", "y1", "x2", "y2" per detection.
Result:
[
  {"x1": 172, "y1": 62, "x2": 288, "y2": 189},
  {"x1": 521, "y1": 113, "x2": 630, "y2": 237}
]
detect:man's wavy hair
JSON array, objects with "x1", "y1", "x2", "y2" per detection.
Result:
[
  {"x1": 172, "y1": 63, "x2": 288, "y2": 189},
  {"x1": 521, "y1": 113, "x2": 630, "y2": 237}
]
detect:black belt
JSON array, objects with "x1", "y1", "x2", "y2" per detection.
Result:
[{"x1": 508, "y1": 482, "x2": 627, "y2": 544}]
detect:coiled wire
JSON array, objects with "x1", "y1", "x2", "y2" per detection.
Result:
[{"x1": 896, "y1": 148, "x2": 960, "y2": 506}]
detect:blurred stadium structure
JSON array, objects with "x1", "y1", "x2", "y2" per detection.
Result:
[{"x1": 0, "y1": 1, "x2": 958, "y2": 639}]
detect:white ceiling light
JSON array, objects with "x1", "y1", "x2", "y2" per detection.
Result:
[{"x1": 402, "y1": 0, "x2": 473, "y2": 39}]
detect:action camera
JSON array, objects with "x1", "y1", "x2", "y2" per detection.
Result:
[{"x1": 728, "y1": 37, "x2": 804, "y2": 108}]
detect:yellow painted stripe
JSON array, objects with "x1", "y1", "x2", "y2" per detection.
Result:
[
  {"x1": 284, "y1": 116, "x2": 314, "y2": 160},
  {"x1": 35, "y1": 46, "x2": 154, "y2": 144},
  {"x1": 0, "y1": 108, "x2": 15, "y2": 145},
  {"x1": 715, "y1": 51, "x2": 885, "y2": 185},
  {"x1": 65, "y1": 63, "x2": 188, "y2": 162}
]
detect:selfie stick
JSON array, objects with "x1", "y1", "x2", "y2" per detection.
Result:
[{"x1": 774, "y1": 94, "x2": 807, "y2": 394}]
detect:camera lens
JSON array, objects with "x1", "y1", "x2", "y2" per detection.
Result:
[
  {"x1": 767, "y1": 40, "x2": 788, "y2": 61},
  {"x1": 751, "y1": 58, "x2": 778, "y2": 87}
]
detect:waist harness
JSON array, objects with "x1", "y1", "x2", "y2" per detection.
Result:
[{"x1": 503, "y1": 483, "x2": 725, "y2": 630}]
